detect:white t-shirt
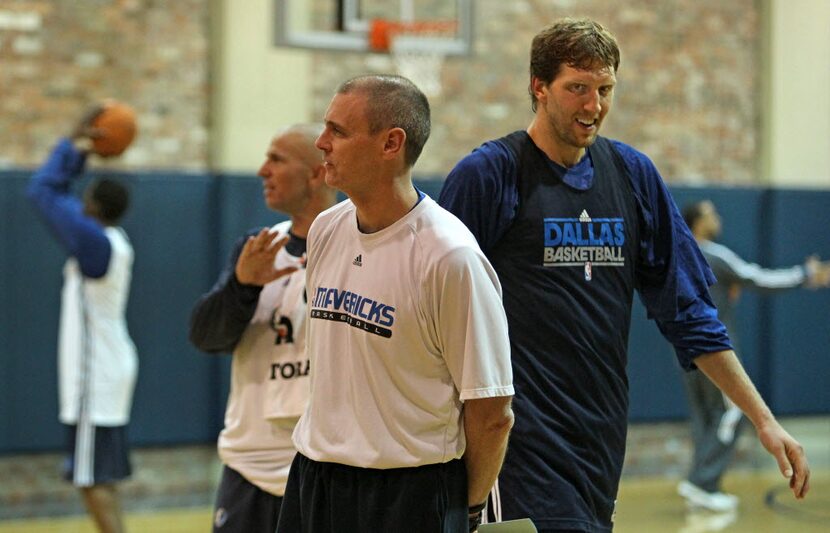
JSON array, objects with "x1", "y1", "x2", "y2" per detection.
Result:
[
  {"x1": 293, "y1": 196, "x2": 514, "y2": 469},
  {"x1": 59, "y1": 226, "x2": 138, "y2": 426},
  {"x1": 218, "y1": 221, "x2": 309, "y2": 496}
]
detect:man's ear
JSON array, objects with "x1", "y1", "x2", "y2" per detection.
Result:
[
  {"x1": 530, "y1": 76, "x2": 549, "y2": 105},
  {"x1": 83, "y1": 198, "x2": 102, "y2": 220},
  {"x1": 381, "y1": 128, "x2": 406, "y2": 161}
]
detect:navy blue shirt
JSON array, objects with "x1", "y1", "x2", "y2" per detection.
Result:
[
  {"x1": 189, "y1": 229, "x2": 307, "y2": 353},
  {"x1": 439, "y1": 132, "x2": 731, "y2": 532}
]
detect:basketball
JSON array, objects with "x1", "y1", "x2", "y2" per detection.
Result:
[{"x1": 91, "y1": 100, "x2": 138, "y2": 157}]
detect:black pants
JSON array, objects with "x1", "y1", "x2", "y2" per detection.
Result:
[
  {"x1": 213, "y1": 465, "x2": 283, "y2": 533},
  {"x1": 277, "y1": 453, "x2": 468, "y2": 532}
]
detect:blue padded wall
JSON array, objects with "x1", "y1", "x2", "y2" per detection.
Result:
[
  {"x1": 1, "y1": 173, "x2": 66, "y2": 451},
  {"x1": 764, "y1": 190, "x2": 830, "y2": 414},
  {"x1": 1, "y1": 171, "x2": 828, "y2": 453},
  {"x1": 119, "y1": 173, "x2": 223, "y2": 445}
]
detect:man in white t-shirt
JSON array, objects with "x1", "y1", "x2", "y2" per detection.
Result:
[
  {"x1": 276, "y1": 75, "x2": 515, "y2": 533},
  {"x1": 189, "y1": 124, "x2": 337, "y2": 532}
]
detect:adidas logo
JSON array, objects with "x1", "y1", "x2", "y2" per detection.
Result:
[
  {"x1": 579, "y1": 209, "x2": 592, "y2": 223},
  {"x1": 352, "y1": 254, "x2": 362, "y2": 267}
]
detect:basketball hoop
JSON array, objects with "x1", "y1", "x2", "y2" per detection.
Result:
[{"x1": 368, "y1": 18, "x2": 457, "y2": 98}]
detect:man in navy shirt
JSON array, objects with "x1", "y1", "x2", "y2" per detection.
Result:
[{"x1": 439, "y1": 18, "x2": 810, "y2": 533}]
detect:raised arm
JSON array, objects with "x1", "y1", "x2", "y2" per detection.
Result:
[
  {"x1": 189, "y1": 229, "x2": 297, "y2": 353},
  {"x1": 703, "y1": 241, "x2": 815, "y2": 292},
  {"x1": 189, "y1": 232, "x2": 263, "y2": 353},
  {"x1": 26, "y1": 138, "x2": 112, "y2": 278}
]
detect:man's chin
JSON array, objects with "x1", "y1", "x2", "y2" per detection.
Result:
[
  {"x1": 581, "y1": 132, "x2": 600, "y2": 147},
  {"x1": 567, "y1": 131, "x2": 598, "y2": 149}
]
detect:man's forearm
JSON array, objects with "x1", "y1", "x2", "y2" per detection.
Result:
[
  {"x1": 694, "y1": 349, "x2": 811, "y2": 499},
  {"x1": 693, "y1": 350, "x2": 775, "y2": 429},
  {"x1": 463, "y1": 396, "x2": 514, "y2": 506}
]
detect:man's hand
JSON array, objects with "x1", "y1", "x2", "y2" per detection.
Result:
[
  {"x1": 817, "y1": 260, "x2": 830, "y2": 287},
  {"x1": 70, "y1": 104, "x2": 106, "y2": 152},
  {"x1": 757, "y1": 420, "x2": 811, "y2": 499},
  {"x1": 234, "y1": 229, "x2": 298, "y2": 286},
  {"x1": 804, "y1": 255, "x2": 830, "y2": 288},
  {"x1": 694, "y1": 350, "x2": 811, "y2": 501}
]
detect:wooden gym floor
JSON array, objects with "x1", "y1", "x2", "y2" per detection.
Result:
[
  {"x1": 0, "y1": 470, "x2": 827, "y2": 532},
  {"x1": 1, "y1": 417, "x2": 827, "y2": 532}
]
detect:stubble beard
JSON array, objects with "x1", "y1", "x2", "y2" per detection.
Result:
[{"x1": 550, "y1": 114, "x2": 599, "y2": 152}]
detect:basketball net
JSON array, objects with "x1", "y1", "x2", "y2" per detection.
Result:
[{"x1": 369, "y1": 19, "x2": 456, "y2": 98}]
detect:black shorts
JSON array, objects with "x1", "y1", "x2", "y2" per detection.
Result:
[
  {"x1": 62, "y1": 423, "x2": 132, "y2": 487},
  {"x1": 213, "y1": 465, "x2": 283, "y2": 533},
  {"x1": 276, "y1": 453, "x2": 468, "y2": 532}
]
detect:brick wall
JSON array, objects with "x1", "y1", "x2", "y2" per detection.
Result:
[
  {"x1": 310, "y1": 0, "x2": 761, "y2": 183},
  {"x1": 1, "y1": 0, "x2": 759, "y2": 183},
  {"x1": 0, "y1": 0, "x2": 209, "y2": 170}
]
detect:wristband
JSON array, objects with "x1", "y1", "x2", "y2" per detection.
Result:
[{"x1": 468, "y1": 501, "x2": 486, "y2": 532}]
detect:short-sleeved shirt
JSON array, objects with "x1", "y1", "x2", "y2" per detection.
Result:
[{"x1": 292, "y1": 195, "x2": 514, "y2": 469}]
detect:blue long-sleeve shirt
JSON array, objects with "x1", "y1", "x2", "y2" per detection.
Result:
[
  {"x1": 439, "y1": 132, "x2": 733, "y2": 531},
  {"x1": 189, "y1": 229, "x2": 308, "y2": 353},
  {"x1": 189, "y1": 231, "x2": 264, "y2": 353},
  {"x1": 439, "y1": 136, "x2": 732, "y2": 368},
  {"x1": 27, "y1": 138, "x2": 111, "y2": 278}
]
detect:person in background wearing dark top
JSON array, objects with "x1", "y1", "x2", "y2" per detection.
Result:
[
  {"x1": 677, "y1": 199, "x2": 829, "y2": 511},
  {"x1": 27, "y1": 106, "x2": 138, "y2": 533},
  {"x1": 189, "y1": 124, "x2": 336, "y2": 532},
  {"x1": 439, "y1": 17, "x2": 810, "y2": 533}
]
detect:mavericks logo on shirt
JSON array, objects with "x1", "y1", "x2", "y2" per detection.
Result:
[
  {"x1": 270, "y1": 311, "x2": 295, "y2": 344},
  {"x1": 310, "y1": 286, "x2": 395, "y2": 338},
  {"x1": 543, "y1": 210, "x2": 626, "y2": 276}
]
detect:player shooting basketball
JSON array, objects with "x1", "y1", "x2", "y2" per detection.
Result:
[{"x1": 26, "y1": 103, "x2": 139, "y2": 533}]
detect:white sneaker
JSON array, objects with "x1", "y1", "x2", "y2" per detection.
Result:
[
  {"x1": 717, "y1": 405, "x2": 743, "y2": 444},
  {"x1": 679, "y1": 509, "x2": 738, "y2": 533},
  {"x1": 677, "y1": 481, "x2": 739, "y2": 512}
]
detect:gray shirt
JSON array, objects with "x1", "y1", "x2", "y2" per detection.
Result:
[{"x1": 698, "y1": 239, "x2": 805, "y2": 338}]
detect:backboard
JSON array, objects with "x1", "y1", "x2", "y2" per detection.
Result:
[{"x1": 273, "y1": 0, "x2": 474, "y2": 56}]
